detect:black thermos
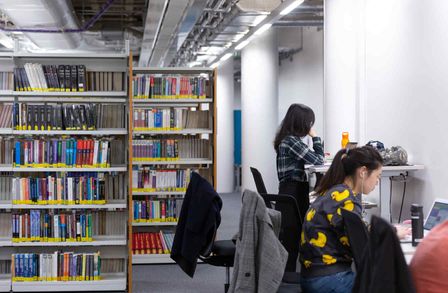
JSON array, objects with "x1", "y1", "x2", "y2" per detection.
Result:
[{"x1": 411, "y1": 204, "x2": 424, "y2": 247}]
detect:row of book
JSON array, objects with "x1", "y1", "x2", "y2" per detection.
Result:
[
  {"x1": 0, "y1": 175, "x2": 12, "y2": 201},
  {"x1": 0, "y1": 104, "x2": 13, "y2": 128},
  {"x1": 14, "y1": 64, "x2": 86, "y2": 92},
  {"x1": 0, "y1": 138, "x2": 13, "y2": 164},
  {"x1": 133, "y1": 198, "x2": 183, "y2": 223},
  {"x1": 0, "y1": 72, "x2": 14, "y2": 90},
  {"x1": 131, "y1": 168, "x2": 193, "y2": 191},
  {"x1": 132, "y1": 75, "x2": 209, "y2": 99},
  {"x1": 10, "y1": 173, "x2": 126, "y2": 204},
  {"x1": 0, "y1": 260, "x2": 10, "y2": 275},
  {"x1": 132, "y1": 231, "x2": 175, "y2": 255},
  {"x1": 133, "y1": 108, "x2": 209, "y2": 130},
  {"x1": 12, "y1": 252, "x2": 101, "y2": 282},
  {"x1": 132, "y1": 138, "x2": 209, "y2": 161},
  {"x1": 13, "y1": 138, "x2": 111, "y2": 168},
  {"x1": 13, "y1": 103, "x2": 92, "y2": 131},
  {"x1": 12, "y1": 103, "x2": 125, "y2": 131},
  {"x1": 12, "y1": 211, "x2": 94, "y2": 242}
]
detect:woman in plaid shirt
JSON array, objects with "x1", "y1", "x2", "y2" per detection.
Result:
[{"x1": 274, "y1": 103, "x2": 324, "y2": 272}]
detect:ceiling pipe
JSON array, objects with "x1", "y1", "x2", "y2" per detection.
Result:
[{"x1": 0, "y1": 0, "x2": 115, "y2": 33}]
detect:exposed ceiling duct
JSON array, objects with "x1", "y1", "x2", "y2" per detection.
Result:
[
  {"x1": 146, "y1": 0, "x2": 197, "y2": 67},
  {"x1": 0, "y1": 0, "x2": 82, "y2": 50},
  {"x1": 138, "y1": 0, "x2": 169, "y2": 67}
]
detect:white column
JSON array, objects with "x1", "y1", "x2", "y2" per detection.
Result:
[
  {"x1": 241, "y1": 29, "x2": 278, "y2": 193},
  {"x1": 324, "y1": 0, "x2": 364, "y2": 155},
  {"x1": 216, "y1": 58, "x2": 235, "y2": 193}
]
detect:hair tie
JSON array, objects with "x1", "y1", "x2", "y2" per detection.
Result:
[{"x1": 341, "y1": 148, "x2": 350, "y2": 160}]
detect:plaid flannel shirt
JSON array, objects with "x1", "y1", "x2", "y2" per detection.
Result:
[{"x1": 276, "y1": 135, "x2": 324, "y2": 183}]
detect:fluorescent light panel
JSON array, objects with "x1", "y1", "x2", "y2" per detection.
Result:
[
  {"x1": 252, "y1": 14, "x2": 268, "y2": 26},
  {"x1": 254, "y1": 23, "x2": 272, "y2": 35},
  {"x1": 220, "y1": 53, "x2": 233, "y2": 62},
  {"x1": 235, "y1": 39, "x2": 250, "y2": 50},
  {"x1": 280, "y1": 0, "x2": 305, "y2": 15}
]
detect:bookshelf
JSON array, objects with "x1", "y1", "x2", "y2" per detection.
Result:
[
  {"x1": 128, "y1": 67, "x2": 216, "y2": 266},
  {"x1": 0, "y1": 52, "x2": 129, "y2": 292}
]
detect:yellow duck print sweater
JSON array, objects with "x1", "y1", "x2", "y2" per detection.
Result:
[{"x1": 300, "y1": 184, "x2": 362, "y2": 276}]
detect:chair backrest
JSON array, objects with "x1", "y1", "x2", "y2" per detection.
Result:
[
  {"x1": 250, "y1": 167, "x2": 268, "y2": 194},
  {"x1": 261, "y1": 193, "x2": 303, "y2": 225},
  {"x1": 340, "y1": 209, "x2": 368, "y2": 269}
]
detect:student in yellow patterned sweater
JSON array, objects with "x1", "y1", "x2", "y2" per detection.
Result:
[{"x1": 299, "y1": 146, "x2": 383, "y2": 293}]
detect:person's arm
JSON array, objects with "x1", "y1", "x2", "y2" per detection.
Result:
[{"x1": 288, "y1": 135, "x2": 324, "y2": 165}]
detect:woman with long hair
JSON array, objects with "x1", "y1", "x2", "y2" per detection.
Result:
[
  {"x1": 274, "y1": 103, "x2": 324, "y2": 271},
  {"x1": 300, "y1": 146, "x2": 383, "y2": 293}
]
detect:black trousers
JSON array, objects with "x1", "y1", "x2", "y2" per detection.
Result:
[{"x1": 278, "y1": 181, "x2": 309, "y2": 272}]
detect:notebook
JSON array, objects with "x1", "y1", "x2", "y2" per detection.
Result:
[{"x1": 400, "y1": 198, "x2": 448, "y2": 243}]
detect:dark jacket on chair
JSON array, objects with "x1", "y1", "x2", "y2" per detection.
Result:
[
  {"x1": 353, "y1": 216, "x2": 415, "y2": 293},
  {"x1": 170, "y1": 172, "x2": 222, "y2": 277}
]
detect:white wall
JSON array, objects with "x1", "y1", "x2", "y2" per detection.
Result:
[
  {"x1": 326, "y1": 0, "x2": 448, "y2": 219},
  {"x1": 324, "y1": 0, "x2": 362, "y2": 156},
  {"x1": 216, "y1": 58, "x2": 235, "y2": 193},
  {"x1": 241, "y1": 29, "x2": 278, "y2": 193},
  {"x1": 278, "y1": 27, "x2": 324, "y2": 138}
]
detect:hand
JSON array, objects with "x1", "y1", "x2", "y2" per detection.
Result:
[
  {"x1": 308, "y1": 128, "x2": 317, "y2": 138},
  {"x1": 394, "y1": 224, "x2": 412, "y2": 240}
]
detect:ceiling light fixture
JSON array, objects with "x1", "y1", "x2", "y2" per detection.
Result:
[
  {"x1": 208, "y1": 0, "x2": 304, "y2": 68},
  {"x1": 280, "y1": 0, "x2": 305, "y2": 15},
  {"x1": 254, "y1": 23, "x2": 272, "y2": 36},
  {"x1": 220, "y1": 53, "x2": 233, "y2": 62},
  {"x1": 252, "y1": 14, "x2": 268, "y2": 26},
  {"x1": 235, "y1": 39, "x2": 251, "y2": 51}
]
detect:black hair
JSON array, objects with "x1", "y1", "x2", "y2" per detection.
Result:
[
  {"x1": 315, "y1": 145, "x2": 383, "y2": 194},
  {"x1": 274, "y1": 103, "x2": 315, "y2": 152}
]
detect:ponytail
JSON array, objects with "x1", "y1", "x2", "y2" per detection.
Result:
[{"x1": 315, "y1": 146, "x2": 383, "y2": 194}]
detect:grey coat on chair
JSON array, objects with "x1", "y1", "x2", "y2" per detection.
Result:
[{"x1": 229, "y1": 190, "x2": 288, "y2": 293}]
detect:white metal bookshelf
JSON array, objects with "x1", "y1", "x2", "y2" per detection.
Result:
[
  {"x1": 133, "y1": 98, "x2": 213, "y2": 104},
  {"x1": 132, "y1": 191, "x2": 185, "y2": 196},
  {"x1": 12, "y1": 166, "x2": 127, "y2": 172},
  {"x1": 132, "y1": 254, "x2": 175, "y2": 265},
  {"x1": 133, "y1": 129, "x2": 212, "y2": 135},
  {"x1": 11, "y1": 273, "x2": 126, "y2": 292},
  {"x1": 129, "y1": 66, "x2": 216, "y2": 265},
  {"x1": 0, "y1": 51, "x2": 130, "y2": 291},
  {"x1": 132, "y1": 159, "x2": 212, "y2": 166},
  {"x1": 12, "y1": 238, "x2": 127, "y2": 247},
  {"x1": 0, "y1": 275, "x2": 10, "y2": 292},
  {"x1": 132, "y1": 222, "x2": 178, "y2": 227},
  {"x1": 13, "y1": 129, "x2": 127, "y2": 136},
  {"x1": 10, "y1": 203, "x2": 127, "y2": 210}
]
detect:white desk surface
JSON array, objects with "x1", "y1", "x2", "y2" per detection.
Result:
[
  {"x1": 307, "y1": 163, "x2": 424, "y2": 174},
  {"x1": 401, "y1": 242, "x2": 417, "y2": 264}
]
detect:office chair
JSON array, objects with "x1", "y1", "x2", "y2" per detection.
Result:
[
  {"x1": 171, "y1": 172, "x2": 235, "y2": 293},
  {"x1": 261, "y1": 193, "x2": 302, "y2": 291},
  {"x1": 340, "y1": 209, "x2": 369, "y2": 270},
  {"x1": 352, "y1": 215, "x2": 416, "y2": 293},
  {"x1": 250, "y1": 167, "x2": 268, "y2": 194},
  {"x1": 199, "y1": 236, "x2": 235, "y2": 293}
]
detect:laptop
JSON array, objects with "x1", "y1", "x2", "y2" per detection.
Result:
[{"x1": 400, "y1": 198, "x2": 448, "y2": 243}]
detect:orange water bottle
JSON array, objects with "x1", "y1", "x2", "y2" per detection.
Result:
[{"x1": 341, "y1": 132, "x2": 349, "y2": 148}]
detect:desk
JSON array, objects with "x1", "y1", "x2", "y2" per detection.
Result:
[
  {"x1": 307, "y1": 164, "x2": 424, "y2": 221},
  {"x1": 401, "y1": 242, "x2": 417, "y2": 264}
]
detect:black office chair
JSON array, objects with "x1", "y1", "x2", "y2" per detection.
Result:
[
  {"x1": 199, "y1": 234, "x2": 235, "y2": 292},
  {"x1": 250, "y1": 167, "x2": 268, "y2": 194},
  {"x1": 261, "y1": 193, "x2": 302, "y2": 292},
  {"x1": 171, "y1": 172, "x2": 235, "y2": 293},
  {"x1": 340, "y1": 209, "x2": 368, "y2": 270}
]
